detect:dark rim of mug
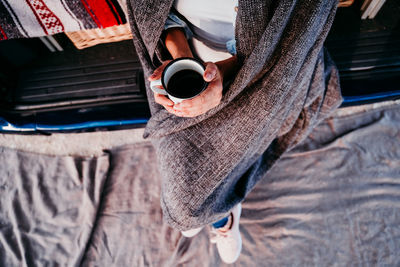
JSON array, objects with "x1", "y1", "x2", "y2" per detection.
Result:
[{"x1": 161, "y1": 57, "x2": 208, "y2": 99}]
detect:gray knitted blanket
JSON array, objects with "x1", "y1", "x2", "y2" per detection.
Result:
[{"x1": 127, "y1": 0, "x2": 342, "y2": 230}]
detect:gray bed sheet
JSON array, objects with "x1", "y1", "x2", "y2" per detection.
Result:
[{"x1": 0, "y1": 103, "x2": 399, "y2": 266}]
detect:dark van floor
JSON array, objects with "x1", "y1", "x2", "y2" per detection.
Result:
[{"x1": 325, "y1": 0, "x2": 400, "y2": 105}]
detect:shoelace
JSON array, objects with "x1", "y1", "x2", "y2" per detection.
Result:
[{"x1": 210, "y1": 228, "x2": 230, "y2": 244}]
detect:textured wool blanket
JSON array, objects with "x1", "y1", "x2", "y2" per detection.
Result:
[
  {"x1": 128, "y1": 0, "x2": 343, "y2": 230},
  {"x1": 0, "y1": 0, "x2": 126, "y2": 40}
]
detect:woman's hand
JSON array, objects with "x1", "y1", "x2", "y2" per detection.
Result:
[
  {"x1": 147, "y1": 60, "x2": 176, "y2": 114},
  {"x1": 148, "y1": 61, "x2": 223, "y2": 117},
  {"x1": 172, "y1": 62, "x2": 223, "y2": 117}
]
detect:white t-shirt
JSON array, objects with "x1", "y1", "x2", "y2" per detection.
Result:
[{"x1": 173, "y1": 0, "x2": 238, "y2": 62}]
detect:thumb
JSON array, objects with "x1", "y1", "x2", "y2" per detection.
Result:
[{"x1": 203, "y1": 62, "x2": 219, "y2": 82}]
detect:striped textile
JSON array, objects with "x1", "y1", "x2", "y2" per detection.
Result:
[{"x1": 0, "y1": 0, "x2": 126, "y2": 40}]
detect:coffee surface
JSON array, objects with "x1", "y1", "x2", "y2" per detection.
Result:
[{"x1": 167, "y1": 70, "x2": 205, "y2": 98}]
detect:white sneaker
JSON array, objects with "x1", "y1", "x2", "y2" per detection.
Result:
[
  {"x1": 181, "y1": 226, "x2": 203, "y2": 237},
  {"x1": 210, "y1": 203, "x2": 242, "y2": 264}
]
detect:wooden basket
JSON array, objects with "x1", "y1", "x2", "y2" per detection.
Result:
[{"x1": 65, "y1": 24, "x2": 133, "y2": 49}]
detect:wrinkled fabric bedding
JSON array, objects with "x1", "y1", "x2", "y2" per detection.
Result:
[{"x1": 0, "y1": 104, "x2": 399, "y2": 266}]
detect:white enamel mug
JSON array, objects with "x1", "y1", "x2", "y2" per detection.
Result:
[{"x1": 150, "y1": 58, "x2": 208, "y2": 104}]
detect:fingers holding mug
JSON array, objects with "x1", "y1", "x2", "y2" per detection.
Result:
[
  {"x1": 203, "y1": 62, "x2": 219, "y2": 82},
  {"x1": 149, "y1": 58, "x2": 209, "y2": 116},
  {"x1": 154, "y1": 93, "x2": 174, "y2": 107},
  {"x1": 149, "y1": 60, "x2": 172, "y2": 100},
  {"x1": 148, "y1": 60, "x2": 171, "y2": 82}
]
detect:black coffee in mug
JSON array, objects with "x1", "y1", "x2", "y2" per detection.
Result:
[
  {"x1": 167, "y1": 70, "x2": 205, "y2": 98},
  {"x1": 150, "y1": 58, "x2": 208, "y2": 103}
]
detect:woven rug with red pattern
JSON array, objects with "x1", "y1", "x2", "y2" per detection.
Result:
[{"x1": 0, "y1": 0, "x2": 126, "y2": 40}]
